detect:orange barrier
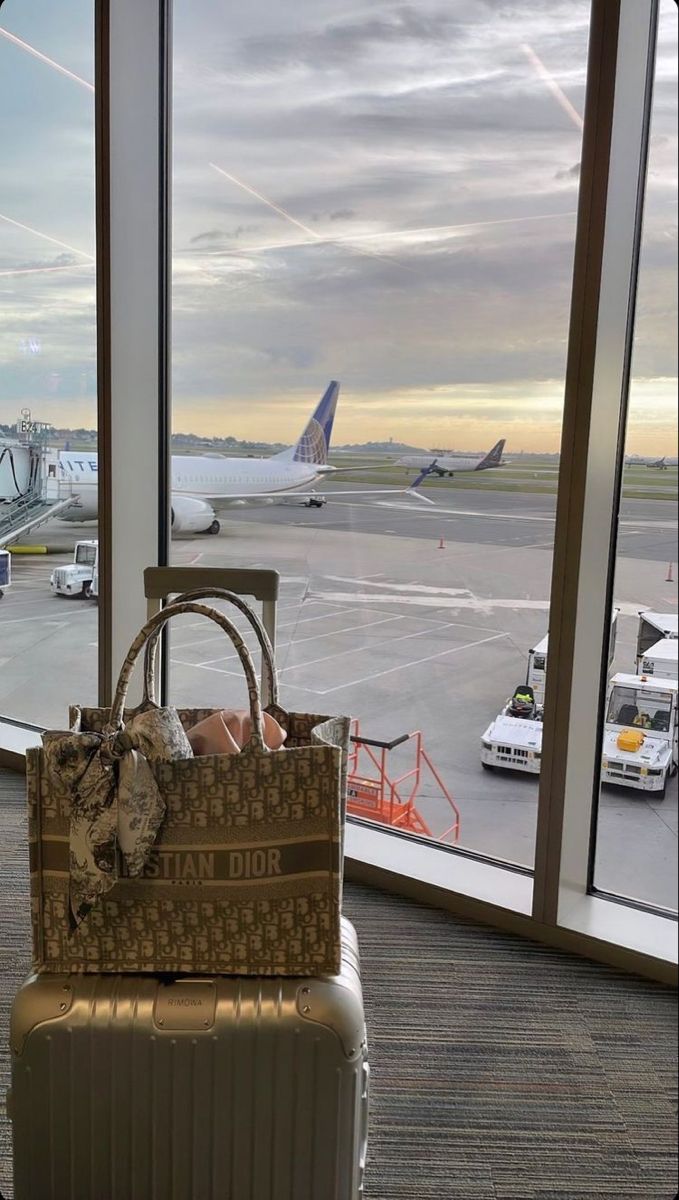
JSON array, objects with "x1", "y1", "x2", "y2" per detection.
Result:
[{"x1": 347, "y1": 721, "x2": 461, "y2": 844}]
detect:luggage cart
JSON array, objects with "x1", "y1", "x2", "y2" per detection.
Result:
[{"x1": 347, "y1": 720, "x2": 461, "y2": 844}]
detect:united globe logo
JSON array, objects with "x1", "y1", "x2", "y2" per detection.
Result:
[{"x1": 293, "y1": 417, "x2": 327, "y2": 464}]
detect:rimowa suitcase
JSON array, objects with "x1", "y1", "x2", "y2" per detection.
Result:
[{"x1": 9, "y1": 917, "x2": 369, "y2": 1200}]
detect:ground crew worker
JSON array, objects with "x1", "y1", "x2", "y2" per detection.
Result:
[{"x1": 510, "y1": 687, "x2": 535, "y2": 718}]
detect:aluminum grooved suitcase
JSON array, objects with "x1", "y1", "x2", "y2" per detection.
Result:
[{"x1": 9, "y1": 918, "x2": 369, "y2": 1200}]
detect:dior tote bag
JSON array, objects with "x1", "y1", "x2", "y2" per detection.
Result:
[{"x1": 28, "y1": 598, "x2": 349, "y2": 976}]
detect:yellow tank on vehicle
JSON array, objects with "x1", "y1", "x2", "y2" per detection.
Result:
[{"x1": 617, "y1": 728, "x2": 645, "y2": 752}]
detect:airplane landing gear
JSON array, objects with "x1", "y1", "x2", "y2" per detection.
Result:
[{"x1": 206, "y1": 520, "x2": 221, "y2": 535}]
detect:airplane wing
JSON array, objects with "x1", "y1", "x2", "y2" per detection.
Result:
[
  {"x1": 314, "y1": 463, "x2": 403, "y2": 474},
  {"x1": 316, "y1": 488, "x2": 436, "y2": 504},
  {"x1": 206, "y1": 480, "x2": 437, "y2": 510},
  {"x1": 202, "y1": 461, "x2": 440, "y2": 511},
  {"x1": 315, "y1": 461, "x2": 439, "y2": 475}
]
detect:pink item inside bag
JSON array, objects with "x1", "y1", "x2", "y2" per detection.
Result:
[{"x1": 187, "y1": 709, "x2": 287, "y2": 756}]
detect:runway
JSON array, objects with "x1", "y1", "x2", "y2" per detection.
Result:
[
  {"x1": 232, "y1": 485, "x2": 678, "y2": 563},
  {"x1": 1, "y1": 484, "x2": 676, "y2": 910}
]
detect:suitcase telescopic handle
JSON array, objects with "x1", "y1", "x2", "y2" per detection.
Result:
[
  {"x1": 142, "y1": 587, "x2": 279, "y2": 707},
  {"x1": 107, "y1": 601, "x2": 265, "y2": 747}
]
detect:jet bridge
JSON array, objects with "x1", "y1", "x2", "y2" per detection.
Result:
[{"x1": 0, "y1": 415, "x2": 79, "y2": 548}]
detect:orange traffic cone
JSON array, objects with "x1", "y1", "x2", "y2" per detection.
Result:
[{"x1": 667, "y1": 562, "x2": 674, "y2": 583}]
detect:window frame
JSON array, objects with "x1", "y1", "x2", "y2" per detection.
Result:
[
  {"x1": 1, "y1": 0, "x2": 675, "y2": 984},
  {"x1": 95, "y1": 0, "x2": 172, "y2": 706}
]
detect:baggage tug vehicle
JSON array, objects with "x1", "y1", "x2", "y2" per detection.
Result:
[
  {"x1": 481, "y1": 673, "x2": 678, "y2": 795},
  {"x1": 480, "y1": 686, "x2": 543, "y2": 775},
  {"x1": 601, "y1": 673, "x2": 678, "y2": 798},
  {"x1": 50, "y1": 539, "x2": 98, "y2": 599}
]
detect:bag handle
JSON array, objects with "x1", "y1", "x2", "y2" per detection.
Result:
[
  {"x1": 107, "y1": 601, "x2": 265, "y2": 748},
  {"x1": 142, "y1": 586, "x2": 279, "y2": 707}
]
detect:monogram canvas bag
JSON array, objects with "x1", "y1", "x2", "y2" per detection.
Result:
[{"x1": 28, "y1": 595, "x2": 349, "y2": 976}]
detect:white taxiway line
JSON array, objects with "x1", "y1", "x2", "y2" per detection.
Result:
[
  {"x1": 0, "y1": 608, "x2": 92, "y2": 626},
  {"x1": 327, "y1": 500, "x2": 557, "y2": 523},
  {"x1": 171, "y1": 605, "x2": 364, "y2": 652},
  {"x1": 275, "y1": 618, "x2": 491, "y2": 675},
  {"x1": 180, "y1": 599, "x2": 333, "y2": 629},
  {"x1": 315, "y1": 631, "x2": 508, "y2": 694},
  {"x1": 171, "y1": 628, "x2": 508, "y2": 697},
  {"x1": 196, "y1": 614, "x2": 405, "y2": 667},
  {"x1": 310, "y1": 590, "x2": 552, "y2": 613},
  {"x1": 323, "y1": 500, "x2": 677, "y2": 533}
]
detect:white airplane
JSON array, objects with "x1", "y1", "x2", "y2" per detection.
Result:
[
  {"x1": 396, "y1": 438, "x2": 506, "y2": 478},
  {"x1": 646, "y1": 456, "x2": 678, "y2": 470},
  {"x1": 56, "y1": 381, "x2": 432, "y2": 535}
]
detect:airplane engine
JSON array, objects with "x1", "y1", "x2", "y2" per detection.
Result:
[{"x1": 170, "y1": 495, "x2": 219, "y2": 535}]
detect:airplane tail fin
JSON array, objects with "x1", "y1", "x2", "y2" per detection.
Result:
[
  {"x1": 275, "y1": 381, "x2": 340, "y2": 465},
  {"x1": 475, "y1": 438, "x2": 506, "y2": 470}
]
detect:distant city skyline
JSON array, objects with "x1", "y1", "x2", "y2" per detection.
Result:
[{"x1": 0, "y1": 1, "x2": 676, "y2": 456}]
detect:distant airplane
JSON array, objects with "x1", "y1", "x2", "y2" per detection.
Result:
[
  {"x1": 646, "y1": 456, "x2": 678, "y2": 470},
  {"x1": 55, "y1": 382, "x2": 431, "y2": 535},
  {"x1": 396, "y1": 438, "x2": 506, "y2": 478}
]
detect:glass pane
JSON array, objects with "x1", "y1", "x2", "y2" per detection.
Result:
[
  {"x1": 593, "y1": 0, "x2": 678, "y2": 912},
  {"x1": 171, "y1": 0, "x2": 590, "y2": 869},
  {"x1": 0, "y1": 4, "x2": 97, "y2": 727}
]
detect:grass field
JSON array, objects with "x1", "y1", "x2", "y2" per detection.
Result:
[
  {"x1": 325, "y1": 455, "x2": 678, "y2": 500},
  {"x1": 33, "y1": 438, "x2": 677, "y2": 500}
]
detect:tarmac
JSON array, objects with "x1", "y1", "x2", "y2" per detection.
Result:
[{"x1": 0, "y1": 485, "x2": 676, "y2": 909}]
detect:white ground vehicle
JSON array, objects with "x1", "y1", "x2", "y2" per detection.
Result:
[
  {"x1": 50, "y1": 540, "x2": 98, "y2": 599},
  {"x1": 601, "y1": 674, "x2": 678, "y2": 797},
  {"x1": 638, "y1": 638, "x2": 678, "y2": 680},
  {"x1": 480, "y1": 695, "x2": 543, "y2": 775},
  {"x1": 481, "y1": 611, "x2": 620, "y2": 773},
  {"x1": 527, "y1": 610, "x2": 618, "y2": 706},
  {"x1": 636, "y1": 611, "x2": 678, "y2": 663},
  {"x1": 0, "y1": 548, "x2": 10, "y2": 599}
]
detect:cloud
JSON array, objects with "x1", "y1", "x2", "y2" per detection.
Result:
[
  {"x1": 190, "y1": 224, "x2": 261, "y2": 245},
  {"x1": 1, "y1": 0, "x2": 676, "y2": 454},
  {"x1": 238, "y1": 8, "x2": 467, "y2": 73},
  {"x1": 555, "y1": 162, "x2": 580, "y2": 181}
]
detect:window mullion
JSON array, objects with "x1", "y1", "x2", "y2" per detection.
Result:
[
  {"x1": 96, "y1": 0, "x2": 172, "y2": 705},
  {"x1": 533, "y1": 0, "x2": 659, "y2": 926}
]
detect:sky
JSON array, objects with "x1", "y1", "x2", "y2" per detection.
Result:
[{"x1": 0, "y1": 0, "x2": 676, "y2": 454}]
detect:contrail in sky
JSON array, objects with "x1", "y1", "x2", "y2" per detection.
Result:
[
  {"x1": 196, "y1": 209, "x2": 578, "y2": 258},
  {"x1": 520, "y1": 43, "x2": 584, "y2": 131},
  {"x1": 210, "y1": 163, "x2": 324, "y2": 244},
  {"x1": 0, "y1": 262, "x2": 95, "y2": 279},
  {"x1": 0, "y1": 26, "x2": 94, "y2": 92},
  {"x1": 209, "y1": 161, "x2": 414, "y2": 272},
  {"x1": 0, "y1": 212, "x2": 95, "y2": 261}
]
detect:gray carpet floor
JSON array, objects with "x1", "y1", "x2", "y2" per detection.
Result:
[{"x1": 0, "y1": 766, "x2": 677, "y2": 1200}]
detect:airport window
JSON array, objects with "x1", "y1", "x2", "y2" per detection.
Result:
[
  {"x1": 0, "y1": 0, "x2": 673, "y2": 975},
  {"x1": 170, "y1": 0, "x2": 591, "y2": 872},
  {"x1": 591, "y1": 0, "x2": 678, "y2": 915},
  {"x1": 0, "y1": 2, "x2": 98, "y2": 729}
]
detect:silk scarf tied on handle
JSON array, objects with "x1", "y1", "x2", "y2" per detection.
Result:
[{"x1": 42, "y1": 706, "x2": 193, "y2": 929}]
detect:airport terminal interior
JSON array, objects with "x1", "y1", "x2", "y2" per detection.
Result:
[{"x1": 0, "y1": 1, "x2": 677, "y2": 1198}]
